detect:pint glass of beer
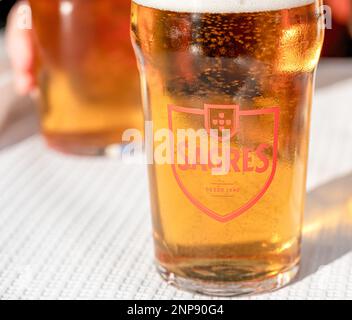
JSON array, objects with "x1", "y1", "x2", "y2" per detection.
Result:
[
  {"x1": 29, "y1": 0, "x2": 143, "y2": 155},
  {"x1": 131, "y1": 0, "x2": 324, "y2": 295}
]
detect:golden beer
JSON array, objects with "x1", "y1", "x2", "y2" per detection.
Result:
[
  {"x1": 132, "y1": 0, "x2": 324, "y2": 295},
  {"x1": 29, "y1": 0, "x2": 143, "y2": 155}
]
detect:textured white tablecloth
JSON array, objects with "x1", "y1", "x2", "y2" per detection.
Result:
[{"x1": 1, "y1": 64, "x2": 352, "y2": 300}]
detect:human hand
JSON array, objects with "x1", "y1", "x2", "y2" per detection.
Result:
[{"x1": 5, "y1": 1, "x2": 35, "y2": 95}]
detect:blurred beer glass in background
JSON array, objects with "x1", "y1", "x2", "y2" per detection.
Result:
[
  {"x1": 29, "y1": 0, "x2": 143, "y2": 155},
  {"x1": 349, "y1": 2, "x2": 352, "y2": 37},
  {"x1": 132, "y1": 0, "x2": 324, "y2": 296}
]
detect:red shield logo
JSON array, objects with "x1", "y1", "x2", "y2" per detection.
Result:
[
  {"x1": 168, "y1": 104, "x2": 280, "y2": 223},
  {"x1": 204, "y1": 104, "x2": 240, "y2": 140}
]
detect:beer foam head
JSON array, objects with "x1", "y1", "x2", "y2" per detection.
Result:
[{"x1": 133, "y1": 0, "x2": 315, "y2": 13}]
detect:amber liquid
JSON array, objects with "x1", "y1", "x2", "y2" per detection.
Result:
[
  {"x1": 30, "y1": 0, "x2": 143, "y2": 155},
  {"x1": 132, "y1": 2, "x2": 324, "y2": 286}
]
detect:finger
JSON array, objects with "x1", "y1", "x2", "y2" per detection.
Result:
[{"x1": 5, "y1": 1, "x2": 36, "y2": 95}]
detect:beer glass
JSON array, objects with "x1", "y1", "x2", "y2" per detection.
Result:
[
  {"x1": 131, "y1": 0, "x2": 324, "y2": 295},
  {"x1": 29, "y1": 0, "x2": 143, "y2": 155}
]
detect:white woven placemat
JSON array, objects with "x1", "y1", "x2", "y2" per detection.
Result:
[{"x1": 1, "y1": 79, "x2": 352, "y2": 300}]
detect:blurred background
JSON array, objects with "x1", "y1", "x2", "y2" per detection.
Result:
[
  {"x1": 0, "y1": 1, "x2": 15, "y2": 29},
  {"x1": 0, "y1": 0, "x2": 351, "y2": 150},
  {"x1": 1, "y1": 0, "x2": 352, "y2": 55},
  {"x1": 1, "y1": 0, "x2": 351, "y2": 150},
  {"x1": 0, "y1": 0, "x2": 352, "y2": 300}
]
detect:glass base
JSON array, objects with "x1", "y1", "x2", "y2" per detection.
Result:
[
  {"x1": 44, "y1": 136, "x2": 125, "y2": 157},
  {"x1": 157, "y1": 263, "x2": 299, "y2": 297},
  {"x1": 43, "y1": 132, "x2": 127, "y2": 157},
  {"x1": 47, "y1": 143, "x2": 109, "y2": 157}
]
